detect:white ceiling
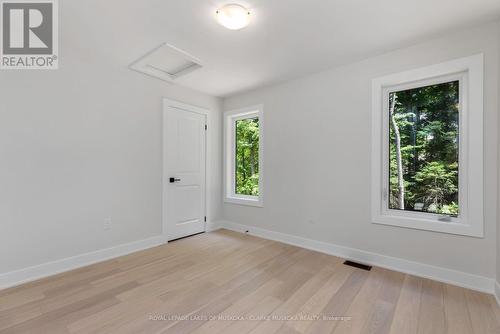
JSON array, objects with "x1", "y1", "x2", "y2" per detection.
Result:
[{"x1": 65, "y1": 0, "x2": 500, "y2": 97}]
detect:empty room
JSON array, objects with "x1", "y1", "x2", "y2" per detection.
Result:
[{"x1": 2, "y1": 0, "x2": 500, "y2": 333}]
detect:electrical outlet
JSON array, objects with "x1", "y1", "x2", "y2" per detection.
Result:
[{"x1": 103, "y1": 218, "x2": 112, "y2": 230}]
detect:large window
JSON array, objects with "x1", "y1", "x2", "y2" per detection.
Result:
[
  {"x1": 388, "y1": 81, "x2": 459, "y2": 216},
  {"x1": 224, "y1": 106, "x2": 263, "y2": 206},
  {"x1": 372, "y1": 55, "x2": 484, "y2": 237}
]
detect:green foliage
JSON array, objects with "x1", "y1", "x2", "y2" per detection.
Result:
[
  {"x1": 389, "y1": 81, "x2": 459, "y2": 216},
  {"x1": 438, "y1": 202, "x2": 459, "y2": 216},
  {"x1": 235, "y1": 118, "x2": 259, "y2": 196},
  {"x1": 414, "y1": 161, "x2": 458, "y2": 213}
]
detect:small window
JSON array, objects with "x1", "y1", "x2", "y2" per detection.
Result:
[
  {"x1": 235, "y1": 117, "x2": 260, "y2": 196},
  {"x1": 372, "y1": 54, "x2": 484, "y2": 237},
  {"x1": 224, "y1": 106, "x2": 264, "y2": 206}
]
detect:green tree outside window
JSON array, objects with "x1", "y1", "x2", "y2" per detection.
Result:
[
  {"x1": 235, "y1": 118, "x2": 259, "y2": 196},
  {"x1": 389, "y1": 81, "x2": 459, "y2": 216}
]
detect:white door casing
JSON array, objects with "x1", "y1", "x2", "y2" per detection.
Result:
[{"x1": 163, "y1": 99, "x2": 207, "y2": 241}]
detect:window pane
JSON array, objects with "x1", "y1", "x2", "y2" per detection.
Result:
[
  {"x1": 235, "y1": 117, "x2": 259, "y2": 196},
  {"x1": 388, "y1": 81, "x2": 459, "y2": 216}
]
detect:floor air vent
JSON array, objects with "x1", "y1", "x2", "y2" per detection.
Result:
[{"x1": 343, "y1": 260, "x2": 372, "y2": 271}]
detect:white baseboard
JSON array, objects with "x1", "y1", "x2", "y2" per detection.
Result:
[
  {"x1": 0, "y1": 235, "x2": 165, "y2": 290},
  {"x1": 495, "y1": 281, "x2": 500, "y2": 307},
  {"x1": 205, "y1": 221, "x2": 221, "y2": 232},
  {"x1": 2, "y1": 221, "x2": 494, "y2": 297},
  {"x1": 217, "y1": 220, "x2": 495, "y2": 294}
]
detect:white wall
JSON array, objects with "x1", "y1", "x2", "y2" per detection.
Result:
[
  {"x1": 0, "y1": 8, "x2": 222, "y2": 275},
  {"x1": 222, "y1": 22, "x2": 499, "y2": 280},
  {"x1": 497, "y1": 20, "x2": 500, "y2": 293}
]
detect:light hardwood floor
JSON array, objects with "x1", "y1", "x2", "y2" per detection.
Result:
[{"x1": 1, "y1": 229, "x2": 499, "y2": 334}]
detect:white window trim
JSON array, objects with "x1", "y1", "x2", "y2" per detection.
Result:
[
  {"x1": 371, "y1": 54, "x2": 484, "y2": 237},
  {"x1": 224, "y1": 105, "x2": 264, "y2": 207}
]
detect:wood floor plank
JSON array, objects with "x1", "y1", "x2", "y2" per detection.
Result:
[
  {"x1": 285, "y1": 262, "x2": 354, "y2": 333},
  {"x1": 303, "y1": 269, "x2": 369, "y2": 334},
  {"x1": 388, "y1": 275, "x2": 423, "y2": 334},
  {"x1": 359, "y1": 269, "x2": 405, "y2": 334},
  {"x1": 1, "y1": 282, "x2": 137, "y2": 334},
  {"x1": 332, "y1": 268, "x2": 387, "y2": 334},
  {"x1": 465, "y1": 289, "x2": 500, "y2": 334},
  {"x1": 249, "y1": 266, "x2": 336, "y2": 334},
  {"x1": 219, "y1": 296, "x2": 283, "y2": 334},
  {"x1": 417, "y1": 279, "x2": 445, "y2": 334},
  {"x1": 159, "y1": 247, "x2": 304, "y2": 334},
  {"x1": 489, "y1": 295, "x2": 500, "y2": 326},
  {"x1": 188, "y1": 280, "x2": 283, "y2": 334},
  {"x1": 0, "y1": 229, "x2": 498, "y2": 334},
  {"x1": 0, "y1": 290, "x2": 44, "y2": 312},
  {"x1": 443, "y1": 284, "x2": 474, "y2": 334}
]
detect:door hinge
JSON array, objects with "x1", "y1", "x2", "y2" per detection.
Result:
[
  {"x1": 205, "y1": 124, "x2": 207, "y2": 130},
  {"x1": 204, "y1": 216, "x2": 207, "y2": 222}
]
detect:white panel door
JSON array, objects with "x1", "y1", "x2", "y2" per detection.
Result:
[{"x1": 164, "y1": 102, "x2": 206, "y2": 241}]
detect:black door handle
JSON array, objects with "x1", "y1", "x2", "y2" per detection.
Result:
[{"x1": 169, "y1": 177, "x2": 181, "y2": 183}]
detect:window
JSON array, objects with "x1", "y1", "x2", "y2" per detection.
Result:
[
  {"x1": 224, "y1": 105, "x2": 263, "y2": 206},
  {"x1": 371, "y1": 54, "x2": 484, "y2": 237},
  {"x1": 235, "y1": 117, "x2": 260, "y2": 196},
  {"x1": 388, "y1": 81, "x2": 459, "y2": 216}
]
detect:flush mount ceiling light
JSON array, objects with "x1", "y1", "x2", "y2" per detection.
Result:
[{"x1": 216, "y1": 4, "x2": 251, "y2": 30}]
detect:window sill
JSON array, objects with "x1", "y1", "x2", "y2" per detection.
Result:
[
  {"x1": 224, "y1": 196, "x2": 263, "y2": 207},
  {"x1": 372, "y1": 214, "x2": 483, "y2": 238}
]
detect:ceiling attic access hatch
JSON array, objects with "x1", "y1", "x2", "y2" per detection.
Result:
[{"x1": 129, "y1": 43, "x2": 202, "y2": 82}]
